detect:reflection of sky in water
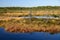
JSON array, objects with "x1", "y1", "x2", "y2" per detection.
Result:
[
  {"x1": 20, "y1": 16, "x2": 57, "y2": 19},
  {"x1": 0, "y1": 28, "x2": 60, "y2": 40}
]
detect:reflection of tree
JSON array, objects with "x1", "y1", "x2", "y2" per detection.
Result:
[
  {"x1": 29, "y1": 32, "x2": 34, "y2": 35},
  {"x1": 50, "y1": 32, "x2": 55, "y2": 35}
]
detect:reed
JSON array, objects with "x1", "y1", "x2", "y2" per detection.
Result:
[{"x1": 0, "y1": 18, "x2": 60, "y2": 33}]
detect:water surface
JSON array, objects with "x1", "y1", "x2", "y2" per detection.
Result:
[
  {"x1": 19, "y1": 16, "x2": 59, "y2": 19},
  {"x1": 0, "y1": 28, "x2": 60, "y2": 40}
]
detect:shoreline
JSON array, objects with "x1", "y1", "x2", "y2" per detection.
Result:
[
  {"x1": 4, "y1": 24, "x2": 60, "y2": 34},
  {"x1": 0, "y1": 18, "x2": 60, "y2": 34}
]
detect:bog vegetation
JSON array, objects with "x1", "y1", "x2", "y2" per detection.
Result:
[
  {"x1": 0, "y1": 6, "x2": 60, "y2": 16},
  {"x1": 0, "y1": 18, "x2": 60, "y2": 33},
  {"x1": 0, "y1": 6, "x2": 60, "y2": 33}
]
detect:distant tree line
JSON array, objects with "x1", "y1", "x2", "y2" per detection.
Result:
[
  {"x1": 0, "y1": 6, "x2": 60, "y2": 13},
  {"x1": 0, "y1": 6, "x2": 60, "y2": 10}
]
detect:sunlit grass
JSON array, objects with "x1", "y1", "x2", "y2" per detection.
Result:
[{"x1": 0, "y1": 18, "x2": 60, "y2": 33}]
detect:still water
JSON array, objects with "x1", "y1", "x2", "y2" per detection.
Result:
[
  {"x1": 20, "y1": 16, "x2": 59, "y2": 19},
  {"x1": 0, "y1": 27, "x2": 60, "y2": 40}
]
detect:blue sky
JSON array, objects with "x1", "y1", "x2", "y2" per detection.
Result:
[{"x1": 0, "y1": 0, "x2": 60, "y2": 7}]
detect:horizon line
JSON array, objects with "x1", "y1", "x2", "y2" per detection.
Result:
[{"x1": 0, "y1": 6, "x2": 60, "y2": 7}]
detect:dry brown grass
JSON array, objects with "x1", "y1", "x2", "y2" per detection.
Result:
[
  {"x1": 1, "y1": 10, "x2": 60, "y2": 16},
  {"x1": 0, "y1": 18, "x2": 60, "y2": 33},
  {"x1": 4, "y1": 23, "x2": 60, "y2": 33}
]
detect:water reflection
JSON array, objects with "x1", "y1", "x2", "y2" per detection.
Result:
[
  {"x1": 21, "y1": 16, "x2": 59, "y2": 19},
  {"x1": 0, "y1": 28, "x2": 60, "y2": 40}
]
